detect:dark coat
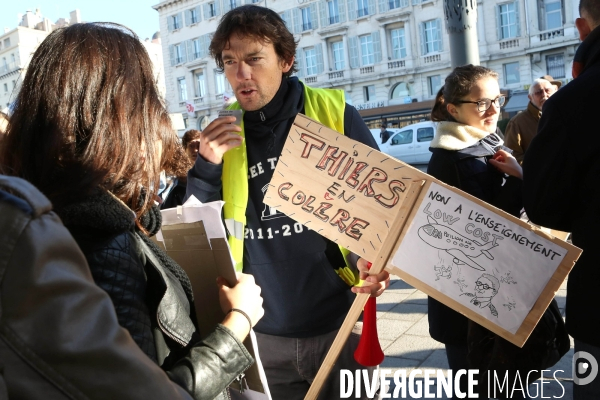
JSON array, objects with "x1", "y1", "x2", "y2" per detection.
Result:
[
  {"x1": 57, "y1": 191, "x2": 253, "y2": 400},
  {"x1": 523, "y1": 26, "x2": 600, "y2": 347},
  {"x1": 427, "y1": 135, "x2": 522, "y2": 345}
]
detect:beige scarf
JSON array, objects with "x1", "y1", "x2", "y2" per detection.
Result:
[{"x1": 430, "y1": 121, "x2": 495, "y2": 151}]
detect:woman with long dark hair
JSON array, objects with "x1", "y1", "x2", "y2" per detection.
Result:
[
  {"x1": 428, "y1": 65, "x2": 523, "y2": 399},
  {"x1": 1, "y1": 23, "x2": 264, "y2": 399}
]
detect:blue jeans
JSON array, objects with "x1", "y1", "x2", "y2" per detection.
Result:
[
  {"x1": 256, "y1": 325, "x2": 376, "y2": 400},
  {"x1": 573, "y1": 340, "x2": 600, "y2": 400}
]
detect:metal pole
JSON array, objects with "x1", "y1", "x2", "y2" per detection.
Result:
[{"x1": 444, "y1": 0, "x2": 480, "y2": 68}]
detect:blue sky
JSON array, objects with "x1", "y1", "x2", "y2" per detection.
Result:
[{"x1": 1, "y1": 1, "x2": 160, "y2": 41}]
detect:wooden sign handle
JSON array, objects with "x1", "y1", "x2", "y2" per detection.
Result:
[{"x1": 304, "y1": 180, "x2": 426, "y2": 400}]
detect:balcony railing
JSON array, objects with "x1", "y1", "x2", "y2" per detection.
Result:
[
  {"x1": 0, "y1": 62, "x2": 19, "y2": 76},
  {"x1": 328, "y1": 71, "x2": 344, "y2": 79},
  {"x1": 193, "y1": 97, "x2": 204, "y2": 105},
  {"x1": 179, "y1": 101, "x2": 187, "y2": 107},
  {"x1": 216, "y1": 94, "x2": 223, "y2": 101},
  {"x1": 305, "y1": 76, "x2": 317, "y2": 84},
  {"x1": 423, "y1": 54, "x2": 441, "y2": 64},
  {"x1": 499, "y1": 38, "x2": 520, "y2": 49},
  {"x1": 388, "y1": 60, "x2": 405, "y2": 69},
  {"x1": 360, "y1": 66, "x2": 374, "y2": 74},
  {"x1": 539, "y1": 28, "x2": 564, "y2": 41}
]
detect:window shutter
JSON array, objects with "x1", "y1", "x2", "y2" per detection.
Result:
[
  {"x1": 167, "y1": 16, "x2": 174, "y2": 32},
  {"x1": 347, "y1": 0, "x2": 357, "y2": 21},
  {"x1": 436, "y1": 19, "x2": 442, "y2": 51},
  {"x1": 292, "y1": 8, "x2": 301, "y2": 33},
  {"x1": 215, "y1": 0, "x2": 221, "y2": 17},
  {"x1": 169, "y1": 44, "x2": 175, "y2": 66},
  {"x1": 196, "y1": 6, "x2": 202, "y2": 21},
  {"x1": 339, "y1": 0, "x2": 347, "y2": 23},
  {"x1": 296, "y1": 48, "x2": 305, "y2": 78},
  {"x1": 372, "y1": 31, "x2": 382, "y2": 63},
  {"x1": 419, "y1": 23, "x2": 426, "y2": 55},
  {"x1": 223, "y1": 0, "x2": 231, "y2": 14},
  {"x1": 185, "y1": 10, "x2": 190, "y2": 26},
  {"x1": 178, "y1": 13, "x2": 184, "y2": 29},
  {"x1": 202, "y1": 35, "x2": 210, "y2": 58},
  {"x1": 349, "y1": 36, "x2": 359, "y2": 68},
  {"x1": 368, "y1": 0, "x2": 376, "y2": 15},
  {"x1": 281, "y1": 10, "x2": 291, "y2": 30},
  {"x1": 515, "y1": 2, "x2": 521, "y2": 37},
  {"x1": 319, "y1": 2, "x2": 328, "y2": 27},
  {"x1": 379, "y1": 0, "x2": 388, "y2": 13},
  {"x1": 310, "y1": 3, "x2": 319, "y2": 29},
  {"x1": 186, "y1": 40, "x2": 194, "y2": 60},
  {"x1": 496, "y1": 6, "x2": 503, "y2": 40},
  {"x1": 203, "y1": 4, "x2": 209, "y2": 19},
  {"x1": 180, "y1": 44, "x2": 187, "y2": 63},
  {"x1": 316, "y1": 43, "x2": 324, "y2": 73}
]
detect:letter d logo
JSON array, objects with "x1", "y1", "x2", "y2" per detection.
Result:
[{"x1": 573, "y1": 351, "x2": 598, "y2": 386}]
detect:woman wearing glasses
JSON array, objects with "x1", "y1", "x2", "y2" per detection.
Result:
[{"x1": 427, "y1": 65, "x2": 524, "y2": 399}]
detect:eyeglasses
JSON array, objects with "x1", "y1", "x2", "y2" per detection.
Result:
[
  {"x1": 456, "y1": 95, "x2": 506, "y2": 112},
  {"x1": 475, "y1": 281, "x2": 492, "y2": 290}
]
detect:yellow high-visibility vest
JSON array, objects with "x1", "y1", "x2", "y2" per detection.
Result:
[{"x1": 222, "y1": 83, "x2": 359, "y2": 286}]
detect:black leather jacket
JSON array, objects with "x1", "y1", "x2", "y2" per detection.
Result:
[
  {"x1": 0, "y1": 176, "x2": 194, "y2": 399},
  {"x1": 57, "y1": 191, "x2": 254, "y2": 400}
]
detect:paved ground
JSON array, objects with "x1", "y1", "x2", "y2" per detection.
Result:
[{"x1": 374, "y1": 275, "x2": 572, "y2": 399}]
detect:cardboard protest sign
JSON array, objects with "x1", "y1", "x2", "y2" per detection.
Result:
[{"x1": 264, "y1": 113, "x2": 580, "y2": 348}]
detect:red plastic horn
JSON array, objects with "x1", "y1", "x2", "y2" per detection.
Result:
[{"x1": 354, "y1": 262, "x2": 385, "y2": 366}]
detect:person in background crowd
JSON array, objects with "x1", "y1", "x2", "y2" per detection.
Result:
[
  {"x1": 159, "y1": 138, "x2": 193, "y2": 209},
  {"x1": 0, "y1": 175, "x2": 194, "y2": 400},
  {"x1": 540, "y1": 74, "x2": 563, "y2": 91},
  {"x1": 504, "y1": 78, "x2": 559, "y2": 163},
  {"x1": 523, "y1": 1, "x2": 600, "y2": 398},
  {"x1": 380, "y1": 123, "x2": 392, "y2": 144},
  {"x1": 0, "y1": 22, "x2": 264, "y2": 400},
  {"x1": 185, "y1": 5, "x2": 389, "y2": 399},
  {"x1": 182, "y1": 129, "x2": 203, "y2": 163},
  {"x1": 428, "y1": 64, "x2": 523, "y2": 399}
]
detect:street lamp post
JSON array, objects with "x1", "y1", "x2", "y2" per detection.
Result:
[{"x1": 444, "y1": 0, "x2": 480, "y2": 68}]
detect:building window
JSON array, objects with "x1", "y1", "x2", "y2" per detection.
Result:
[
  {"x1": 390, "y1": 28, "x2": 407, "y2": 59},
  {"x1": 504, "y1": 62, "x2": 520, "y2": 84},
  {"x1": 498, "y1": 2, "x2": 518, "y2": 39},
  {"x1": 204, "y1": 2, "x2": 220, "y2": 19},
  {"x1": 360, "y1": 35, "x2": 374, "y2": 66},
  {"x1": 3, "y1": 83, "x2": 7, "y2": 93},
  {"x1": 215, "y1": 70, "x2": 230, "y2": 94},
  {"x1": 304, "y1": 47, "x2": 317, "y2": 76},
  {"x1": 168, "y1": 14, "x2": 182, "y2": 31},
  {"x1": 422, "y1": 19, "x2": 442, "y2": 54},
  {"x1": 194, "y1": 71, "x2": 206, "y2": 97},
  {"x1": 546, "y1": 54, "x2": 565, "y2": 78},
  {"x1": 301, "y1": 7, "x2": 313, "y2": 31},
  {"x1": 328, "y1": 0, "x2": 340, "y2": 24},
  {"x1": 388, "y1": 0, "x2": 407, "y2": 10},
  {"x1": 177, "y1": 77, "x2": 187, "y2": 102},
  {"x1": 11, "y1": 80, "x2": 16, "y2": 88},
  {"x1": 331, "y1": 41, "x2": 345, "y2": 71},
  {"x1": 3, "y1": 38, "x2": 10, "y2": 48},
  {"x1": 391, "y1": 82, "x2": 410, "y2": 100},
  {"x1": 428, "y1": 75, "x2": 442, "y2": 96},
  {"x1": 363, "y1": 85, "x2": 376, "y2": 102},
  {"x1": 543, "y1": 0, "x2": 563, "y2": 30},
  {"x1": 357, "y1": 0, "x2": 369, "y2": 17},
  {"x1": 186, "y1": 7, "x2": 200, "y2": 25},
  {"x1": 174, "y1": 44, "x2": 185, "y2": 64}
]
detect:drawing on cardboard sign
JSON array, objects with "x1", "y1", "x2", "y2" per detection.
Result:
[{"x1": 392, "y1": 182, "x2": 566, "y2": 333}]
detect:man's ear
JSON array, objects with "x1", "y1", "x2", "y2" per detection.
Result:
[
  {"x1": 281, "y1": 56, "x2": 294, "y2": 73},
  {"x1": 576, "y1": 17, "x2": 592, "y2": 41}
]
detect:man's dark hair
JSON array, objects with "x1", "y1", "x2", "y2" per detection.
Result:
[
  {"x1": 580, "y1": 0, "x2": 600, "y2": 25},
  {"x1": 1, "y1": 23, "x2": 179, "y2": 228},
  {"x1": 210, "y1": 5, "x2": 298, "y2": 77}
]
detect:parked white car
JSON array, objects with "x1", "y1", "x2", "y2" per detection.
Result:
[{"x1": 370, "y1": 121, "x2": 436, "y2": 165}]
